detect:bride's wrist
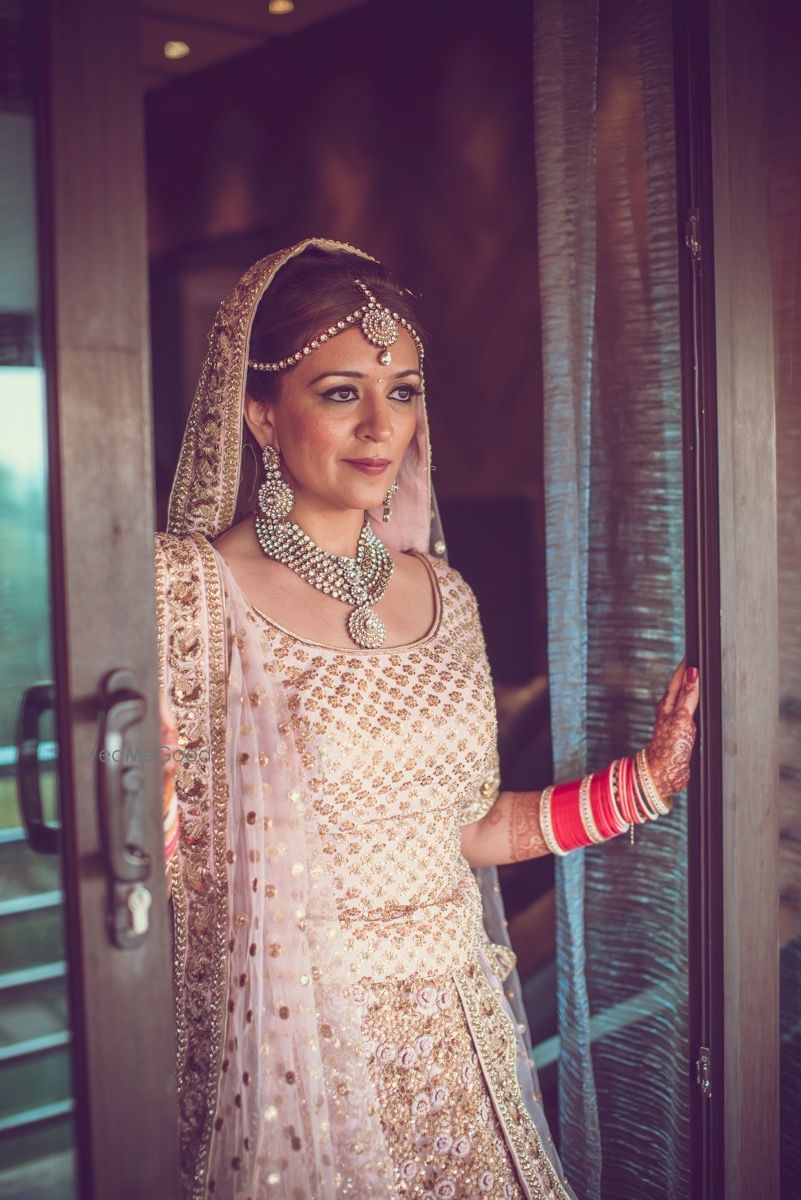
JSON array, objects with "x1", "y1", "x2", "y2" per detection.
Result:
[
  {"x1": 639, "y1": 747, "x2": 673, "y2": 814},
  {"x1": 541, "y1": 750, "x2": 672, "y2": 856}
]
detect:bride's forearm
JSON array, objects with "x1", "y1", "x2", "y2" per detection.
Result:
[
  {"x1": 462, "y1": 706, "x2": 700, "y2": 868},
  {"x1": 460, "y1": 790, "x2": 548, "y2": 868}
]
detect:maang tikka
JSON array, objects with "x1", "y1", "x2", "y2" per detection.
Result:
[{"x1": 247, "y1": 279, "x2": 425, "y2": 372}]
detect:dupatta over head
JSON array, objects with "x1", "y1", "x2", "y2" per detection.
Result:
[{"x1": 156, "y1": 238, "x2": 557, "y2": 1199}]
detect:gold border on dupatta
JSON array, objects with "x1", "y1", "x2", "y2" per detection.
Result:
[
  {"x1": 454, "y1": 959, "x2": 573, "y2": 1200},
  {"x1": 155, "y1": 531, "x2": 231, "y2": 1199},
  {"x1": 155, "y1": 537, "x2": 185, "y2": 958},
  {"x1": 154, "y1": 533, "x2": 189, "y2": 1085}
]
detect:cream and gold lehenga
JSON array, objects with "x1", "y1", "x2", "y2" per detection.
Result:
[{"x1": 156, "y1": 239, "x2": 576, "y2": 1200}]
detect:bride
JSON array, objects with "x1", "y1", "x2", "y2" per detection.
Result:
[{"x1": 156, "y1": 237, "x2": 699, "y2": 1200}]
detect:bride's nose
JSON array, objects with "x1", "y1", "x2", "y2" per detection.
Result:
[{"x1": 356, "y1": 391, "x2": 393, "y2": 442}]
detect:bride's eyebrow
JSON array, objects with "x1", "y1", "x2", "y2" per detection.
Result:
[{"x1": 309, "y1": 369, "x2": 421, "y2": 383}]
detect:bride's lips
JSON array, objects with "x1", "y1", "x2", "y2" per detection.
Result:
[{"x1": 343, "y1": 458, "x2": 391, "y2": 475}]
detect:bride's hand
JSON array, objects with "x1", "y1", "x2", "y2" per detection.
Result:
[
  {"x1": 645, "y1": 659, "x2": 700, "y2": 798},
  {"x1": 160, "y1": 691, "x2": 179, "y2": 792},
  {"x1": 160, "y1": 692, "x2": 179, "y2": 870}
]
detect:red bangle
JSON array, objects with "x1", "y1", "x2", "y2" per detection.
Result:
[
  {"x1": 589, "y1": 772, "x2": 613, "y2": 839},
  {"x1": 618, "y1": 756, "x2": 638, "y2": 825},
  {"x1": 549, "y1": 752, "x2": 669, "y2": 855},
  {"x1": 550, "y1": 778, "x2": 578, "y2": 848},
  {"x1": 551, "y1": 777, "x2": 592, "y2": 851},
  {"x1": 591, "y1": 769, "x2": 624, "y2": 839}
]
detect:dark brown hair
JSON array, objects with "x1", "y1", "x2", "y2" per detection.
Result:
[{"x1": 245, "y1": 246, "x2": 427, "y2": 404}]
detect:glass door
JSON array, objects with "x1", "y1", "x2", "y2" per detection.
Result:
[
  {"x1": 0, "y1": 1, "x2": 178, "y2": 1195},
  {"x1": 0, "y1": 5, "x2": 75, "y2": 1190}
]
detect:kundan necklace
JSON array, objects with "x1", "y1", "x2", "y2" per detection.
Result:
[{"x1": 254, "y1": 445, "x2": 394, "y2": 649}]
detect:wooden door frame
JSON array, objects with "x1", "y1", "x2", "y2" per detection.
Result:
[
  {"x1": 675, "y1": 0, "x2": 780, "y2": 1196},
  {"x1": 709, "y1": 0, "x2": 780, "y2": 1195},
  {"x1": 672, "y1": 0, "x2": 725, "y2": 1194},
  {"x1": 37, "y1": 0, "x2": 179, "y2": 1194}
]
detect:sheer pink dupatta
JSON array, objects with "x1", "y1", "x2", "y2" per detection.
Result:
[{"x1": 211, "y1": 565, "x2": 394, "y2": 1196}]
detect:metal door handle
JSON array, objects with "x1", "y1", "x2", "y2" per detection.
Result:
[
  {"x1": 15, "y1": 681, "x2": 59, "y2": 854},
  {"x1": 97, "y1": 668, "x2": 152, "y2": 948}
]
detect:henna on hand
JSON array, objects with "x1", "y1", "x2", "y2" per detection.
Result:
[{"x1": 645, "y1": 664, "x2": 699, "y2": 798}]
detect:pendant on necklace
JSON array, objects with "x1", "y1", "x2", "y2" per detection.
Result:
[{"x1": 348, "y1": 604, "x2": 386, "y2": 649}]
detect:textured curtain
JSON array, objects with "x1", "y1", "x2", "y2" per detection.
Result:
[{"x1": 533, "y1": 1, "x2": 689, "y2": 1197}]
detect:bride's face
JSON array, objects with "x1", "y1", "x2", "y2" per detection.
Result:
[{"x1": 244, "y1": 325, "x2": 421, "y2": 516}]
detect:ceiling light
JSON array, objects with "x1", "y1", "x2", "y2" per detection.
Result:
[
  {"x1": 163, "y1": 40, "x2": 191, "y2": 60},
  {"x1": 268, "y1": 0, "x2": 295, "y2": 13}
]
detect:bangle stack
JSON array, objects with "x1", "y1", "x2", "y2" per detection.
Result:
[{"x1": 539, "y1": 750, "x2": 672, "y2": 856}]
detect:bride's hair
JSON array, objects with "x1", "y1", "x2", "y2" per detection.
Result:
[{"x1": 245, "y1": 245, "x2": 427, "y2": 405}]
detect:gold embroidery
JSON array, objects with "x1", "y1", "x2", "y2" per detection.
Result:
[
  {"x1": 361, "y1": 970, "x2": 523, "y2": 1197},
  {"x1": 454, "y1": 961, "x2": 571, "y2": 1200},
  {"x1": 250, "y1": 557, "x2": 499, "y2": 982},
  {"x1": 154, "y1": 536, "x2": 168, "y2": 695},
  {"x1": 193, "y1": 534, "x2": 231, "y2": 1200},
  {"x1": 156, "y1": 532, "x2": 231, "y2": 1199},
  {"x1": 155, "y1": 534, "x2": 190, "y2": 1101},
  {"x1": 461, "y1": 750, "x2": 502, "y2": 824}
]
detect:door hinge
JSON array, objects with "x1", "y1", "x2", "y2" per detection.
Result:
[
  {"x1": 685, "y1": 207, "x2": 701, "y2": 261},
  {"x1": 695, "y1": 1045, "x2": 712, "y2": 1098}
]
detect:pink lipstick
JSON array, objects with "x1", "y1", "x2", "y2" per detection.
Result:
[{"x1": 344, "y1": 458, "x2": 391, "y2": 475}]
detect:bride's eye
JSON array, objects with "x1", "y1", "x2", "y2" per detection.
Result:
[
  {"x1": 323, "y1": 386, "x2": 359, "y2": 403},
  {"x1": 390, "y1": 384, "x2": 423, "y2": 403},
  {"x1": 321, "y1": 382, "x2": 422, "y2": 404}
]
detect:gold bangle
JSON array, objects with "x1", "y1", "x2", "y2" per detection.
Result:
[
  {"x1": 636, "y1": 749, "x2": 672, "y2": 816},
  {"x1": 539, "y1": 786, "x2": 567, "y2": 856},
  {"x1": 579, "y1": 774, "x2": 604, "y2": 844},
  {"x1": 631, "y1": 752, "x2": 659, "y2": 820}
]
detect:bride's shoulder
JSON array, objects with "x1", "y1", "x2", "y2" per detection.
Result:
[
  {"x1": 154, "y1": 517, "x2": 255, "y2": 569},
  {"x1": 406, "y1": 551, "x2": 481, "y2": 616},
  {"x1": 416, "y1": 550, "x2": 470, "y2": 591},
  {"x1": 430, "y1": 556, "x2": 488, "y2": 631}
]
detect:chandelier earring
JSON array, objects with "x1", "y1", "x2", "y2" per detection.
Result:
[
  {"x1": 258, "y1": 444, "x2": 295, "y2": 520},
  {"x1": 382, "y1": 480, "x2": 399, "y2": 524}
]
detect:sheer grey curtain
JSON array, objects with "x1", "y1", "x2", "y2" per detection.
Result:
[{"x1": 533, "y1": 1, "x2": 689, "y2": 1196}]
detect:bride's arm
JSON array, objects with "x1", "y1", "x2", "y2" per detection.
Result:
[
  {"x1": 160, "y1": 691, "x2": 179, "y2": 899},
  {"x1": 461, "y1": 791, "x2": 547, "y2": 867},
  {"x1": 462, "y1": 660, "x2": 700, "y2": 868}
]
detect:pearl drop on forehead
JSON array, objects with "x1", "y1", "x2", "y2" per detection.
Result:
[{"x1": 247, "y1": 279, "x2": 424, "y2": 373}]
